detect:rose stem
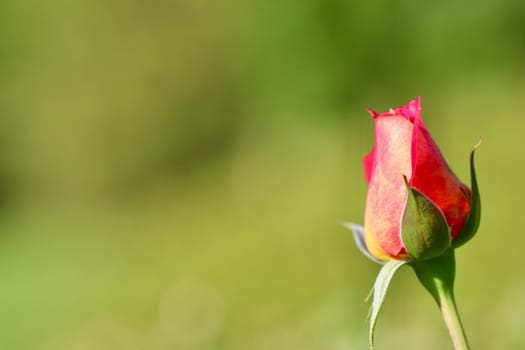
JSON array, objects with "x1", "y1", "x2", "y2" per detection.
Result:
[
  {"x1": 411, "y1": 250, "x2": 470, "y2": 350},
  {"x1": 436, "y1": 282, "x2": 470, "y2": 350}
]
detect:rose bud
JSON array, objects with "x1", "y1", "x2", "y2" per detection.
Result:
[{"x1": 352, "y1": 97, "x2": 480, "y2": 262}]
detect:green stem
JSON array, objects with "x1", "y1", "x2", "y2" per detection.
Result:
[
  {"x1": 438, "y1": 288, "x2": 469, "y2": 350},
  {"x1": 411, "y1": 250, "x2": 470, "y2": 350}
]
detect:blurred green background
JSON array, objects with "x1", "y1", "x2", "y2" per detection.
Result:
[{"x1": 0, "y1": 0, "x2": 523, "y2": 349}]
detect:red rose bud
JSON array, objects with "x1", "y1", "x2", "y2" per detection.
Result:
[{"x1": 362, "y1": 97, "x2": 480, "y2": 261}]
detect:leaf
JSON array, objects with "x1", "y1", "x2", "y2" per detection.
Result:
[
  {"x1": 401, "y1": 177, "x2": 451, "y2": 260},
  {"x1": 369, "y1": 260, "x2": 407, "y2": 349},
  {"x1": 344, "y1": 223, "x2": 384, "y2": 265},
  {"x1": 453, "y1": 141, "x2": 481, "y2": 248}
]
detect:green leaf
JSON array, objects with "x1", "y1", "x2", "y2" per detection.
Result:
[
  {"x1": 453, "y1": 142, "x2": 481, "y2": 248},
  {"x1": 369, "y1": 260, "x2": 407, "y2": 349},
  {"x1": 401, "y1": 177, "x2": 451, "y2": 260}
]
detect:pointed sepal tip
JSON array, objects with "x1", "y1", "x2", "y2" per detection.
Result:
[{"x1": 452, "y1": 141, "x2": 481, "y2": 248}]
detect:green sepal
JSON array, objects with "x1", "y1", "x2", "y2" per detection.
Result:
[
  {"x1": 452, "y1": 142, "x2": 481, "y2": 248},
  {"x1": 401, "y1": 177, "x2": 451, "y2": 261},
  {"x1": 369, "y1": 260, "x2": 407, "y2": 350}
]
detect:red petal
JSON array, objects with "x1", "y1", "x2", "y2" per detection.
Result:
[
  {"x1": 367, "y1": 108, "x2": 379, "y2": 118},
  {"x1": 363, "y1": 148, "x2": 375, "y2": 184},
  {"x1": 398, "y1": 97, "x2": 421, "y2": 122},
  {"x1": 369, "y1": 97, "x2": 421, "y2": 123},
  {"x1": 409, "y1": 111, "x2": 471, "y2": 239},
  {"x1": 364, "y1": 116, "x2": 413, "y2": 259}
]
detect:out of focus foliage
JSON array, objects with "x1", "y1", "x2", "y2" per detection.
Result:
[{"x1": 0, "y1": 0, "x2": 523, "y2": 349}]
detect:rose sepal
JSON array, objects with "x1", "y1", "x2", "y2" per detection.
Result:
[
  {"x1": 368, "y1": 259, "x2": 407, "y2": 349},
  {"x1": 345, "y1": 223, "x2": 385, "y2": 265},
  {"x1": 401, "y1": 177, "x2": 451, "y2": 261},
  {"x1": 452, "y1": 142, "x2": 481, "y2": 248}
]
